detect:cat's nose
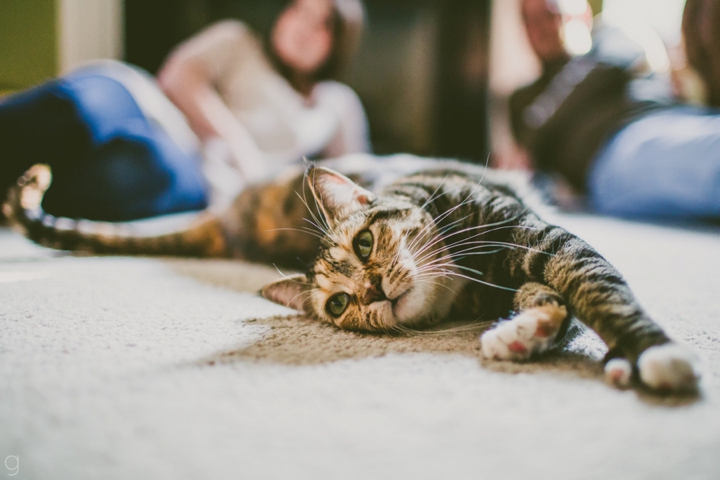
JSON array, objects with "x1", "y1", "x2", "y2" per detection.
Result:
[{"x1": 361, "y1": 277, "x2": 386, "y2": 305}]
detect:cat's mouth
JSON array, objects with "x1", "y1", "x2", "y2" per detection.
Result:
[{"x1": 390, "y1": 288, "x2": 413, "y2": 317}]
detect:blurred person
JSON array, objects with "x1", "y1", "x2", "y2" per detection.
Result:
[
  {"x1": 502, "y1": 0, "x2": 720, "y2": 219},
  {"x1": 0, "y1": 0, "x2": 369, "y2": 222},
  {"x1": 682, "y1": 0, "x2": 720, "y2": 107}
]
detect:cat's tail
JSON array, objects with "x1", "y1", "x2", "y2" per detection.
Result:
[{"x1": 2, "y1": 165, "x2": 228, "y2": 257}]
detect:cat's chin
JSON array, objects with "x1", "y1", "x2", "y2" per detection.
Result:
[
  {"x1": 390, "y1": 283, "x2": 452, "y2": 328},
  {"x1": 391, "y1": 288, "x2": 414, "y2": 320},
  {"x1": 392, "y1": 274, "x2": 467, "y2": 329}
]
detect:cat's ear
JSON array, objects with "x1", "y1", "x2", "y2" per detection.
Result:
[
  {"x1": 306, "y1": 167, "x2": 375, "y2": 227},
  {"x1": 261, "y1": 274, "x2": 309, "y2": 312}
]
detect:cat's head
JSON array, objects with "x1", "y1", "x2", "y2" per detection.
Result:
[{"x1": 261, "y1": 166, "x2": 461, "y2": 332}]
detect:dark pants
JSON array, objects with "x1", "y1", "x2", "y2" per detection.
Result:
[{"x1": 0, "y1": 72, "x2": 208, "y2": 221}]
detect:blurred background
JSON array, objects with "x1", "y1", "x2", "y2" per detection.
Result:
[{"x1": 0, "y1": 0, "x2": 688, "y2": 162}]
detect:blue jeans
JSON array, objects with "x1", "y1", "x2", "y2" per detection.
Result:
[
  {"x1": 0, "y1": 67, "x2": 208, "y2": 221},
  {"x1": 588, "y1": 106, "x2": 720, "y2": 219}
]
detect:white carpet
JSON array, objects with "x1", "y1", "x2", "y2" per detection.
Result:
[{"x1": 1, "y1": 213, "x2": 719, "y2": 480}]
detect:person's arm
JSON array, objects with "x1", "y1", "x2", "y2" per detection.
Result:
[
  {"x1": 318, "y1": 82, "x2": 371, "y2": 158},
  {"x1": 682, "y1": 0, "x2": 720, "y2": 106},
  {"x1": 157, "y1": 21, "x2": 266, "y2": 181},
  {"x1": 492, "y1": 90, "x2": 534, "y2": 171},
  {"x1": 491, "y1": 144, "x2": 533, "y2": 171}
]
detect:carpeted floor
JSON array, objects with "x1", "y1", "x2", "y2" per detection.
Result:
[{"x1": 1, "y1": 212, "x2": 719, "y2": 479}]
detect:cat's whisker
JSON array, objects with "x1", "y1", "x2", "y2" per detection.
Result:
[
  {"x1": 406, "y1": 209, "x2": 518, "y2": 260},
  {"x1": 411, "y1": 256, "x2": 516, "y2": 292},
  {"x1": 405, "y1": 200, "x2": 475, "y2": 254},
  {"x1": 271, "y1": 265, "x2": 310, "y2": 286},
  {"x1": 430, "y1": 213, "x2": 534, "y2": 246},
  {"x1": 411, "y1": 234, "x2": 488, "y2": 266},
  {"x1": 412, "y1": 233, "x2": 552, "y2": 267},
  {"x1": 308, "y1": 175, "x2": 335, "y2": 235},
  {"x1": 294, "y1": 190, "x2": 332, "y2": 238},
  {"x1": 299, "y1": 167, "x2": 335, "y2": 236},
  {"x1": 413, "y1": 277, "x2": 459, "y2": 296},
  {"x1": 404, "y1": 184, "x2": 481, "y2": 252},
  {"x1": 301, "y1": 218, "x2": 332, "y2": 237},
  {"x1": 393, "y1": 319, "x2": 494, "y2": 337},
  {"x1": 419, "y1": 175, "x2": 452, "y2": 210},
  {"x1": 403, "y1": 217, "x2": 441, "y2": 255},
  {"x1": 415, "y1": 242, "x2": 516, "y2": 266},
  {"x1": 413, "y1": 266, "x2": 457, "y2": 279},
  {"x1": 477, "y1": 154, "x2": 491, "y2": 185},
  {"x1": 286, "y1": 290, "x2": 314, "y2": 310},
  {"x1": 267, "y1": 227, "x2": 325, "y2": 240},
  {"x1": 442, "y1": 271, "x2": 519, "y2": 292},
  {"x1": 414, "y1": 265, "x2": 518, "y2": 292},
  {"x1": 443, "y1": 248, "x2": 507, "y2": 259},
  {"x1": 412, "y1": 266, "x2": 458, "y2": 281},
  {"x1": 406, "y1": 225, "x2": 463, "y2": 262},
  {"x1": 405, "y1": 195, "x2": 478, "y2": 253},
  {"x1": 413, "y1": 259, "x2": 454, "y2": 271},
  {"x1": 430, "y1": 210, "x2": 480, "y2": 238},
  {"x1": 415, "y1": 248, "x2": 513, "y2": 275},
  {"x1": 411, "y1": 180, "x2": 477, "y2": 234},
  {"x1": 450, "y1": 240, "x2": 552, "y2": 256},
  {"x1": 439, "y1": 223, "x2": 540, "y2": 243}
]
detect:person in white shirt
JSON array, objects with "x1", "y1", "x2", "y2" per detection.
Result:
[{"x1": 0, "y1": 0, "x2": 370, "y2": 220}]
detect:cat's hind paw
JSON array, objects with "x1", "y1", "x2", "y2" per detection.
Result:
[
  {"x1": 637, "y1": 344, "x2": 701, "y2": 393},
  {"x1": 604, "y1": 358, "x2": 633, "y2": 389},
  {"x1": 480, "y1": 304, "x2": 568, "y2": 361}
]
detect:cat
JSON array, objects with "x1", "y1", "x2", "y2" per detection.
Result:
[{"x1": 3, "y1": 154, "x2": 700, "y2": 393}]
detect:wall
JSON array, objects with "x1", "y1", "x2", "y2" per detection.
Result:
[
  {"x1": 0, "y1": 0, "x2": 123, "y2": 92},
  {"x1": 59, "y1": 0, "x2": 124, "y2": 74},
  {"x1": 0, "y1": 0, "x2": 58, "y2": 90}
]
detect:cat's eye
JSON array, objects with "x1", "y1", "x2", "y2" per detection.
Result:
[
  {"x1": 326, "y1": 293, "x2": 351, "y2": 318},
  {"x1": 353, "y1": 230, "x2": 374, "y2": 260}
]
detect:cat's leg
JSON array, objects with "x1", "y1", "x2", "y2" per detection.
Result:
[
  {"x1": 604, "y1": 344, "x2": 700, "y2": 392},
  {"x1": 480, "y1": 282, "x2": 571, "y2": 361},
  {"x1": 529, "y1": 231, "x2": 702, "y2": 392}
]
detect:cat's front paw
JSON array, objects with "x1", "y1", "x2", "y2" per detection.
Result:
[
  {"x1": 637, "y1": 343, "x2": 701, "y2": 392},
  {"x1": 604, "y1": 358, "x2": 633, "y2": 389},
  {"x1": 480, "y1": 305, "x2": 567, "y2": 361}
]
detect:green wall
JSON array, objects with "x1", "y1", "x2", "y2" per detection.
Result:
[{"x1": 0, "y1": 0, "x2": 58, "y2": 91}]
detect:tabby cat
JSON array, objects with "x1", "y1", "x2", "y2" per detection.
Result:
[{"x1": 3, "y1": 155, "x2": 700, "y2": 392}]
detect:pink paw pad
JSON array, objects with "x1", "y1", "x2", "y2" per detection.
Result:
[
  {"x1": 604, "y1": 358, "x2": 632, "y2": 389},
  {"x1": 533, "y1": 324, "x2": 556, "y2": 338}
]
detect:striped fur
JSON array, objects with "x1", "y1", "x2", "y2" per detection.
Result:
[
  {"x1": 4, "y1": 157, "x2": 699, "y2": 391},
  {"x1": 271, "y1": 168, "x2": 669, "y2": 354},
  {"x1": 262, "y1": 162, "x2": 699, "y2": 392},
  {"x1": 3, "y1": 165, "x2": 227, "y2": 257}
]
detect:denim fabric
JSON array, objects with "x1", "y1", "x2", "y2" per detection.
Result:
[
  {"x1": 0, "y1": 72, "x2": 208, "y2": 221},
  {"x1": 588, "y1": 106, "x2": 720, "y2": 219}
]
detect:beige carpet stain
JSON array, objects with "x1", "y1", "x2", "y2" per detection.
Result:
[
  {"x1": 165, "y1": 258, "x2": 597, "y2": 366},
  {"x1": 210, "y1": 315, "x2": 486, "y2": 366},
  {"x1": 209, "y1": 314, "x2": 606, "y2": 381},
  {"x1": 165, "y1": 257, "x2": 700, "y2": 405}
]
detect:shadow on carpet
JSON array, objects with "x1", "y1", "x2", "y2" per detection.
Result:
[{"x1": 165, "y1": 258, "x2": 701, "y2": 406}]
